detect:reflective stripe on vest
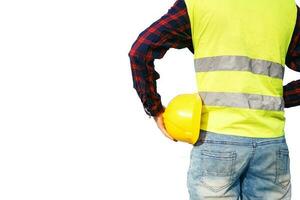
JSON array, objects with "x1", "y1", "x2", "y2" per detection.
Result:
[
  {"x1": 185, "y1": 0, "x2": 297, "y2": 138},
  {"x1": 194, "y1": 55, "x2": 284, "y2": 79},
  {"x1": 198, "y1": 91, "x2": 284, "y2": 111}
]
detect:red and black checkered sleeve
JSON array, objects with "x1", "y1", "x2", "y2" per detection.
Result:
[
  {"x1": 284, "y1": 4, "x2": 300, "y2": 108},
  {"x1": 128, "y1": 0, "x2": 193, "y2": 117}
]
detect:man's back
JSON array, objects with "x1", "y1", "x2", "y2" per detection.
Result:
[{"x1": 185, "y1": 0, "x2": 297, "y2": 137}]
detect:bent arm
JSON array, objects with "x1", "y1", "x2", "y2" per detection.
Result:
[
  {"x1": 284, "y1": 5, "x2": 300, "y2": 108},
  {"x1": 128, "y1": 0, "x2": 193, "y2": 118}
]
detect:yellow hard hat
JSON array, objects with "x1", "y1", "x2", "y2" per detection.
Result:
[{"x1": 162, "y1": 93, "x2": 202, "y2": 144}]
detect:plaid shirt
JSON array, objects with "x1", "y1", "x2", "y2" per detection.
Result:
[{"x1": 128, "y1": 0, "x2": 300, "y2": 118}]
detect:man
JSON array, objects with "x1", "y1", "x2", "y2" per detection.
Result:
[{"x1": 128, "y1": 0, "x2": 300, "y2": 199}]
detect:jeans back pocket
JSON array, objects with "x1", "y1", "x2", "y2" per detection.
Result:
[{"x1": 190, "y1": 149, "x2": 237, "y2": 192}]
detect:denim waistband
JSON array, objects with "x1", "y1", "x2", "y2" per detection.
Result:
[{"x1": 194, "y1": 129, "x2": 286, "y2": 146}]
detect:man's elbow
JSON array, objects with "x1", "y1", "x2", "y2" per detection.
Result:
[
  {"x1": 128, "y1": 36, "x2": 149, "y2": 60},
  {"x1": 128, "y1": 47, "x2": 137, "y2": 59}
]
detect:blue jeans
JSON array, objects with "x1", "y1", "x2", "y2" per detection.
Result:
[{"x1": 187, "y1": 129, "x2": 291, "y2": 200}]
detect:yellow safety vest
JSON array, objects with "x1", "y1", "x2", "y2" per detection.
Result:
[{"x1": 184, "y1": 0, "x2": 297, "y2": 137}]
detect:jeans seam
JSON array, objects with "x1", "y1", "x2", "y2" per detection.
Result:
[
  {"x1": 201, "y1": 139, "x2": 286, "y2": 146},
  {"x1": 275, "y1": 149, "x2": 291, "y2": 190},
  {"x1": 202, "y1": 140, "x2": 251, "y2": 146}
]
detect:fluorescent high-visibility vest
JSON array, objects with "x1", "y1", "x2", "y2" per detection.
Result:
[{"x1": 184, "y1": 0, "x2": 297, "y2": 137}]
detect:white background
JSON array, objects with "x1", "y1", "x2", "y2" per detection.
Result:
[{"x1": 0, "y1": 0, "x2": 299, "y2": 199}]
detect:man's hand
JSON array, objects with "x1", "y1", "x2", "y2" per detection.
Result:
[{"x1": 153, "y1": 107, "x2": 178, "y2": 142}]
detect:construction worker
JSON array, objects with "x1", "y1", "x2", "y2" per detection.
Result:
[{"x1": 128, "y1": 0, "x2": 300, "y2": 199}]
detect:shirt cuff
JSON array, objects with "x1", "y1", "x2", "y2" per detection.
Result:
[{"x1": 144, "y1": 103, "x2": 165, "y2": 118}]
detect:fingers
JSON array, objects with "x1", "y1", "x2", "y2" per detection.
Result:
[
  {"x1": 160, "y1": 113, "x2": 177, "y2": 142},
  {"x1": 153, "y1": 110, "x2": 178, "y2": 142},
  {"x1": 160, "y1": 122, "x2": 177, "y2": 142},
  {"x1": 156, "y1": 116, "x2": 177, "y2": 142}
]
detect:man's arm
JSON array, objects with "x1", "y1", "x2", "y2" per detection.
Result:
[
  {"x1": 128, "y1": 0, "x2": 193, "y2": 118},
  {"x1": 284, "y1": 5, "x2": 300, "y2": 108}
]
